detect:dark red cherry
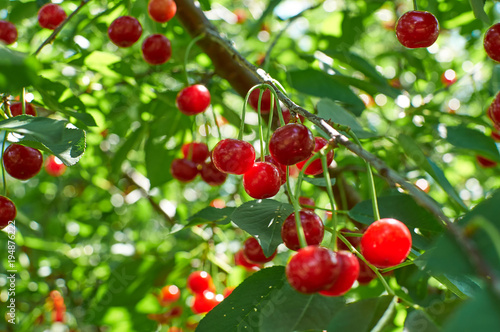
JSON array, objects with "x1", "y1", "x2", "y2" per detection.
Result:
[
  {"x1": 212, "y1": 139, "x2": 255, "y2": 175},
  {"x1": 45, "y1": 155, "x2": 66, "y2": 177},
  {"x1": 269, "y1": 124, "x2": 314, "y2": 165},
  {"x1": 181, "y1": 142, "x2": 209, "y2": 164},
  {"x1": 0, "y1": 21, "x2": 17, "y2": 45},
  {"x1": 357, "y1": 257, "x2": 377, "y2": 284},
  {"x1": 3, "y1": 144, "x2": 43, "y2": 180},
  {"x1": 243, "y1": 237, "x2": 276, "y2": 264},
  {"x1": 263, "y1": 155, "x2": 286, "y2": 185},
  {"x1": 488, "y1": 93, "x2": 500, "y2": 126},
  {"x1": 10, "y1": 102, "x2": 36, "y2": 116},
  {"x1": 281, "y1": 108, "x2": 305, "y2": 125},
  {"x1": 484, "y1": 23, "x2": 500, "y2": 62},
  {"x1": 191, "y1": 291, "x2": 222, "y2": 314},
  {"x1": 285, "y1": 246, "x2": 341, "y2": 294},
  {"x1": 200, "y1": 160, "x2": 228, "y2": 186},
  {"x1": 336, "y1": 228, "x2": 362, "y2": 251},
  {"x1": 176, "y1": 85, "x2": 211, "y2": 116},
  {"x1": 0, "y1": 196, "x2": 16, "y2": 229},
  {"x1": 281, "y1": 210, "x2": 324, "y2": 251},
  {"x1": 170, "y1": 158, "x2": 199, "y2": 182},
  {"x1": 142, "y1": 34, "x2": 171, "y2": 65},
  {"x1": 395, "y1": 11, "x2": 439, "y2": 48},
  {"x1": 187, "y1": 271, "x2": 215, "y2": 295},
  {"x1": 243, "y1": 162, "x2": 281, "y2": 199},
  {"x1": 38, "y1": 4, "x2": 67, "y2": 30},
  {"x1": 108, "y1": 16, "x2": 142, "y2": 47},
  {"x1": 320, "y1": 251, "x2": 360, "y2": 296},
  {"x1": 248, "y1": 88, "x2": 274, "y2": 114},
  {"x1": 491, "y1": 130, "x2": 500, "y2": 142},
  {"x1": 296, "y1": 137, "x2": 334, "y2": 176},
  {"x1": 234, "y1": 249, "x2": 261, "y2": 271},
  {"x1": 148, "y1": 0, "x2": 177, "y2": 23},
  {"x1": 298, "y1": 196, "x2": 315, "y2": 211},
  {"x1": 476, "y1": 155, "x2": 497, "y2": 168}
]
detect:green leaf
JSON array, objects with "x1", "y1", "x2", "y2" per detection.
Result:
[
  {"x1": 445, "y1": 126, "x2": 500, "y2": 162},
  {"x1": 469, "y1": 0, "x2": 490, "y2": 24},
  {"x1": 230, "y1": 200, "x2": 294, "y2": 257},
  {"x1": 112, "y1": 125, "x2": 146, "y2": 173},
  {"x1": 0, "y1": 116, "x2": 65, "y2": 143},
  {"x1": 0, "y1": 47, "x2": 41, "y2": 92},
  {"x1": 303, "y1": 176, "x2": 336, "y2": 187},
  {"x1": 187, "y1": 207, "x2": 236, "y2": 226}
]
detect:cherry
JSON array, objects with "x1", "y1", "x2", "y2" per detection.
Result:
[
  {"x1": 38, "y1": 4, "x2": 67, "y2": 30},
  {"x1": 148, "y1": 0, "x2": 177, "y2": 23},
  {"x1": 282, "y1": 108, "x2": 305, "y2": 125},
  {"x1": 360, "y1": 218, "x2": 412, "y2": 268},
  {"x1": 0, "y1": 21, "x2": 17, "y2": 45},
  {"x1": 441, "y1": 70, "x2": 457, "y2": 87},
  {"x1": 45, "y1": 155, "x2": 66, "y2": 177},
  {"x1": 395, "y1": 11, "x2": 439, "y2": 48},
  {"x1": 336, "y1": 228, "x2": 362, "y2": 251},
  {"x1": 142, "y1": 34, "x2": 172, "y2": 65},
  {"x1": 285, "y1": 246, "x2": 341, "y2": 294},
  {"x1": 191, "y1": 291, "x2": 222, "y2": 314},
  {"x1": 108, "y1": 16, "x2": 142, "y2": 48},
  {"x1": 170, "y1": 158, "x2": 199, "y2": 182},
  {"x1": 159, "y1": 285, "x2": 180, "y2": 305},
  {"x1": 10, "y1": 102, "x2": 36, "y2": 117},
  {"x1": 357, "y1": 257, "x2": 377, "y2": 284},
  {"x1": 491, "y1": 130, "x2": 500, "y2": 142},
  {"x1": 243, "y1": 237, "x2": 276, "y2": 264},
  {"x1": 3, "y1": 144, "x2": 43, "y2": 180},
  {"x1": 488, "y1": 93, "x2": 500, "y2": 126},
  {"x1": 176, "y1": 85, "x2": 211, "y2": 116},
  {"x1": 281, "y1": 210, "x2": 324, "y2": 251},
  {"x1": 0, "y1": 196, "x2": 16, "y2": 229},
  {"x1": 320, "y1": 251, "x2": 360, "y2": 296},
  {"x1": 242, "y1": 162, "x2": 281, "y2": 199},
  {"x1": 248, "y1": 89, "x2": 274, "y2": 114},
  {"x1": 212, "y1": 139, "x2": 255, "y2": 175},
  {"x1": 484, "y1": 23, "x2": 500, "y2": 62},
  {"x1": 263, "y1": 155, "x2": 286, "y2": 185},
  {"x1": 234, "y1": 249, "x2": 261, "y2": 271},
  {"x1": 476, "y1": 155, "x2": 497, "y2": 168},
  {"x1": 298, "y1": 196, "x2": 315, "y2": 211},
  {"x1": 200, "y1": 160, "x2": 228, "y2": 186},
  {"x1": 269, "y1": 123, "x2": 314, "y2": 165},
  {"x1": 187, "y1": 271, "x2": 215, "y2": 295},
  {"x1": 296, "y1": 137, "x2": 334, "y2": 176},
  {"x1": 181, "y1": 142, "x2": 209, "y2": 164}
]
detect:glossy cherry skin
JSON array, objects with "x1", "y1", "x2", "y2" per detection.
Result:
[
  {"x1": 3, "y1": 144, "x2": 43, "y2": 180},
  {"x1": 476, "y1": 155, "x2": 497, "y2": 168},
  {"x1": 286, "y1": 246, "x2": 341, "y2": 294},
  {"x1": 187, "y1": 271, "x2": 215, "y2": 295},
  {"x1": 298, "y1": 196, "x2": 315, "y2": 211},
  {"x1": 243, "y1": 237, "x2": 276, "y2": 264},
  {"x1": 269, "y1": 124, "x2": 314, "y2": 166},
  {"x1": 296, "y1": 137, "x2": 334, "y2": 175},
  {"x1": 170, "y1": 158, "x2": 199, "y2": 182},
  {"x1": 212, "y1": 139, "x2": 255, "y2": 175},
  {"x1": 320, "y1": 251, "x2": 360, "y2": 296},
  {"x1": 38, "y1": 4, "x2": 67, "y2": 30},
  {"x1": 282, "y1": 108, "x2": 305, "y2": 125},
  {"x1": 176, "y1": 85, "x2": 211, "y2": 116},
  {"x1": 182, "y1": 142, "x2": 209, "y2": 164},
  {"x1": 191, "y1": 291, "x2": 222, "y2": 314},
  {"x1": 148, "y1": 0, "x2": 177, "y2": 23},
  {"x1": 360, "y1": 218, "x2": 412, "y2": 268},
  {"x1": 484, "y1": 23, "x2": 500, "y2": 62},
  {"x1": 234, "y1": 249, "x2": 261, "y2": 271},
  {"x1": 45, "y1": 155, "x2": 66, "y2": 177},
  {"x1": 10, "y1": 102, "x2": 36, "y2": 116},
  {"x1": 243, "y1": 162, "x2": 281, "y2": 199},
  {"x1": 0, "y1": 21, "x2": 17, "y2": 45},
  {"x1": 159, "y1": 285, "x2": 180, "y2": 305},
  {"x1": 488, "y1": 93, "x2": 500, "y2": 126},
  {"x1": 357, "y1": 257, "x2": 377, "y2": 284},
  {"x1": 395, "y1": 11, "x2": 439, "y2": 48},
  {"x1": 142, "y1": 34, "x2": 171, "y2": 65},
  {"x1": 281, "y1": 210, "x2": 324, "y2": 251},
  {"x1": 0, "y1": 196, "x2": 16, "y2": 229},
  {"x1": 108, "y1": 16, "x2": 142, "y2": 48},
  {"x1": 200, "y1": 160, "x2": 228, "y2": 186},
  {"x1": 263, "y1": 155, "x2": 286, "y2": 185},
  {"x1": 248, "y1": 89, "x2": 274, "y2": 114}
]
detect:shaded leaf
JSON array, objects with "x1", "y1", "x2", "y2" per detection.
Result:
[
  {"x1": 303, "y1": 176, "x2": 336, "y2": 187},
  {"x1": 445, "y1": 126, "x2": 500, "y2": 162},
  {"x1": 405, "y1": 310, "x2": 440, "y2": 332},
  {"x1": 0, "y1": 47, "x2": 40, "y2": 93},
  {"x1": 187, "y1": 207, "x2": 236, "y2": 226}
]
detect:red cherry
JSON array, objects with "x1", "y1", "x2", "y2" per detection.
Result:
[
  {"x1": 320, "y1": 251, "x2": 360, "y2": 296},
  {"x1": 491, "y1": 130, "x2": 500, "y2": 142},
  {"x1": 181, "y1": 142, "x2": 209, "y2": 164},
  {"x1": 263, "y1": 155, "x2": 286, "y2": 185},
  {"x1": 281, "y1": 108, "x2": 305, "y2": 125},
  {"x1": 336, "y1": 228, "x2": 362, "y2": 251},
  {"x1": 441, "y1": 70, "x2": 457, "y2": 87},
  {"x1": 176, "y1": 85, "x2": 211, "y2": 116},
  {"x1": 234, "y1": 249, "x2": 261, "y2": 271},
  {"x1": 395, "y1": 11, "x2": 439, "y2": 48},
  {"x1": 485, "y1": 23, "x2": 500, "y2": 62},
  {"x1": 3, "y1": 144, "x2": 43, "y2": 180},
  {"x1": 38, "y1": 4, "x2": 67, "y2": 30},
  {"x1": 200, "y1": 160, "x2": 228, "y2": 186},
  {"x1": 243, "y1": 162, "x2": 281, "y2": 199},
  {"x1": 187, "y1": 271, "x2": 215, "y2": 295},
  {"x1": 285, "y1": 246, "x2": 341, "y2": 294},
  {"x1": 0, "y1": 21, "x2": 17, "y2": 45},
  {"x1": 159, "y1": 285, "x2": 180, "y2": 305},
  {"x1": 360, "y1": 218, "x2": 412, "y2": 268},
  {"x1": 298, "y1": 196, "x2": 315, "y2": 211},
  {"x1": 488, "y1": 93, "x2": 500, "y2": 126},
  {"x1": 281, "y1": 210, "x2": 324, "y2": 251},
  {"x1": 142, "y1": 34, "x2": 172, "y2": 65},
  {"x1": 108, "y1": 16, "x2": 142, "y2": 48},
  {"x1": 170, "y1": 158, "x2": 199, "y2": 182},
  {"x1": 243, "y1": 237, "x2": 276, "y2": 264},
  {"x1": 0, "y1": 196, "x2": 16, "y2": 230},
  {"x1": 269, "y1": 124, "x2": 314, "y2": 165},
  {"x1": 248, "y1": 89, "x2": 274, "y2": 114},
  {"x1": 296, "y1": 137, "x2": 334, "y2": 176},
  {"x1": 44, "y1": 155, "x2": 66, "y2": 177},
  {"x1": 357, "y1": 257, "x2": 377, "y2": 284},
  {"x1": 212, "y1": 139, "x2": 255, "y2": 175},
  {"x1": 10, "y1": 102, "x2": 36, "y2": 117},
  {"x1": 191, "y1": 291, "x2": 222, "y2": 314},
  {"x1": 476, "y1": 155, "x2": 497, "y2": 168},
  {"x1": 148, "y1": 0, "x2": 177, "y2": 23}
]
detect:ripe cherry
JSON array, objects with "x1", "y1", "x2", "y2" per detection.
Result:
[
  {"x1": 441, "y1": 70, "x2": 457, "y2": 87},
  {"x1": 45, "y1": 155, "x2": 66, "y2": 177},
  {"x1": 320, "y1": 251, "x2": 360, "y2": 296},
  {"x1": 234, "y1": 249, "x2": 261, "y2": 271},
  {"x1": 248, "y1": 89, "x2": 274, "y2": 114},
  {"x1": 298, "y1": 196, "x2": 315, "y2": 211},
  {"x1": 148, "y1": 0, "x2": 177, "y2": 23},
  {"x1": 395, "y1": 11, "x2": 439, "y2": 48},
  {"x1": 200, "y1": 160, "x2": 228, "y2": 186},
  {"x1": 191, "y1": 291, "x2": 222, "y2": 314},
  {"x1": 170, "y1": 158, "x2": 199, "y2": 182},
  {"x1": 286, "y1": 246, "x2": 341, "y2": 294},
  {"x1": 181, "y1": 142, "x2": 209, "y2": 164},
  {"x1": 0, "y1": 196, "x2": 16, "y2": 229},
  {"x1": 281, "y1": 210, "x2": 324, "y2": 251},
  {"x1": 357, "y1": 257, "x2": 377, "y2": 284},
  {"x1": 269, "y1": 123, "x2": 314, "y2": 165},
  {"x1": 3, "y1": 144, "x2": 43, "y2": 180},
  {"x1": 336, "y1": 228, "x2": 362, "y2": 251},
  {"x1": 476, "y1": 155, "x2": 497, "y2": 168},
  {"x1": 243, "y1": 237, "x2": 276, "y2": 264},
  {"x1": 187, "y1": 271, "x2": 215, "y2": 295},
  {"x1": 491, "y1": 129, "x2": 500, "y2": 142},
  {"x1": 484, "y1": 23, "x2": 500, "y2": 62},
  {"x1": 176, "y1": 85, "x2": 211, "y2": 116},
  {"x1": 159, "y1": 285, "x2": 180, "y2": 305},
  {"x1": 38, "y1": 4, "x2": 67, "y2": 30},
  {"x1": 282, "y1": 108, "x2": 305, "y2": 125},
  {"x1": 296, "y1": 137, "x2": 334, "y2": 176},
  {"x1": 212, "y1": 139, "x2": 255, "y2": 175},
  {"x1": 142, "y1": 34, "x2": 172, "y2": 65},
  {"x1": 360, "y1": 218, "x2": 412, "y2": 268},
  {"x1": 243, "y1": 162, "x2": 281, "y2": 199},
  {"x1": 10, "y1": 102, "x2": 36, "y2": 117},
  {"x1": 0, "y1": 21, "x2": 17, "y2": 45},
  {"x1": 263, "y1": 155, "x2": 286, "y2": 185},
  {"x1": 108, "y1": 16, "x2": 142, "y2": 48},
  {"x1": 488, "y1": 93, "x2": 500, "y2": 126}
]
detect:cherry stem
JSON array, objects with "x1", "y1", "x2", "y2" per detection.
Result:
[
  {"x1": 300, "y1": 204, "x2": 349, "y2": 214},
  {"x1": 413, "y1": 0, "x2": 418, "y2": 11},
  {"x1": 321, "y1": 150, "x2": 338, "y2": 251},
  {"x1": 211, "y1": 108, "x2": 222, "y2": 141},
  {"x1": 286, "y1": 167, "x2": 308, "y2": 248},
  {"x1": 266, "y1": 92, "x2": 275, "y2": 155},
  {"x1": 183, "y1": 33, "x2": 206, "y2": 86},
  {"x1": 202, "y1": 113, "x2": 210, "y2": 146},
  {"x1": 1, "y1": 131, "x2": 7, "y2": 196},
  {"x1": 257, "y1": 89, "x2": 265, "y2": 162}
]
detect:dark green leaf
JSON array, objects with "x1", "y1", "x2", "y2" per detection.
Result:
[
  {"x1": 0, "y1": 116, "x2": 65, "y2": 143},
  {"x1": 0, "y1": 47, "x2": 40, "y2": 92},
  {"x1": 446, "y1": 126, "x2": 500, "y2": 162},
  {"x1": 405, "y1": 310, "x2": 440, "y2": 332},
  {"x1": 111, "y1": 125, "x2": 146, "y2": 173},
  {"x1": 187, "y1": 207, "x2": 236, "y2": 226},
  {"x1": 303, "y1": 176, "x2": 336, "y2": 187}
]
